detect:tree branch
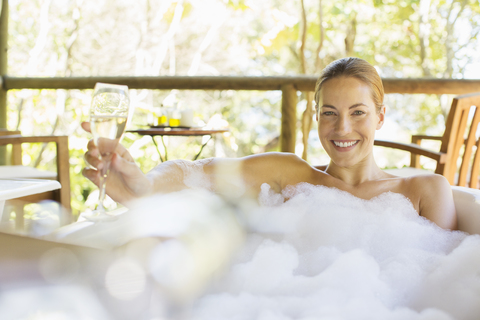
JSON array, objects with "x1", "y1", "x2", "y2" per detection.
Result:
[
  {"x1": 314, "y1": 0, "x2": 324, "y2": 73},
  {"x1": 299, "y1": 0, "x2": 308, "y2": 74},
  {"x1": 152, "y1": 0, "x2": 184, "y2": 75},
  {"x1": 344, "y1": 14, "x2": 357, "y2": 57},
  {"x1": 418, "y1": 0, "x2": 432, "y2": 77}
]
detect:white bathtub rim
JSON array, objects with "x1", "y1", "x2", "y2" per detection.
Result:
[{"x1": 451, "y1": 186, "x2": 480, "y2": 235}]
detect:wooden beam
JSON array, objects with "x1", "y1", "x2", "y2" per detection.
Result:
[
  {"x1": 3, "y1": 75, "x2": 317, "y2": 92},
  {"x1": 4, "y1": 76, "x2": 480, "y2": 95},
  {"x1": 382, "y1": 78, "x2": 480, "y2": 94},
  {"x1": 280, "y1": 84, "x2": 297, "y2": 153}
]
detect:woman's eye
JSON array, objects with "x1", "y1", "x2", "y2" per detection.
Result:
[
  {"x1": 353, "y1": 110, "x2": 365, "y2": 115},
  {"x1": 322, "y1": 111, "x2": 336, "y2": 116}
]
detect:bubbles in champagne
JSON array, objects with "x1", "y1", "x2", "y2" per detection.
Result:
[
  {"x1": 90, "y1": 115, "x2": 127, "y2": 156},
  {"x1": 90, "y1": 91, "x2": 129, "y2": 116}
]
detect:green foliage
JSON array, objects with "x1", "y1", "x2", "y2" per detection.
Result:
[
  {"x1": 5, "y1": 0, "x2": 480, "y2": 215},
  {"x1": 225, "y1": 0, "x2": 249, "y2": 11}
]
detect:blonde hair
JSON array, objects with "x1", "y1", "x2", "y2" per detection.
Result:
[{"x1": 314, "y1": 57, "x2": 384, "y2": 112}]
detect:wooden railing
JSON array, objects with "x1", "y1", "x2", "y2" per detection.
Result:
[
  {"x1": 2, "y1": 75, "x2": 480, "y2": 152},
  {"x1": 4, "y1": 76, "x2": 480, "y2": 93}
]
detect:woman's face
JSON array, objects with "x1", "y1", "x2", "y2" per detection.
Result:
[{"x1": 316, "y1": 76, "x2": 385, "y2": 168}]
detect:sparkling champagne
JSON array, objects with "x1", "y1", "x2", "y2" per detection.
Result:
[{"x1": 91, "y1": 115, "x2": 127, "y2": 157}]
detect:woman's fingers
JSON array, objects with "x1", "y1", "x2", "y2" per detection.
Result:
[
  {"x1": 110, "y1": 152, "x2": 140, "y2": 177},
  {"x1": 86, "y1": 139, "x2": 100, "y2": 158},
  {"x1": 84, "y1": 151, "x2": 103, "y2": 170},
  {"x1": 85, "y1": 139, "x2": 102, "y2": 169},
  {"x1": 115, "y1": 143, "x2": 135, "y2": 162},
  {"x1": 81, "y1": 121, "x2": 91, "y2": 133},
  {"x1": 82, "y1": 167, "x2": 100, "y2": 186}
]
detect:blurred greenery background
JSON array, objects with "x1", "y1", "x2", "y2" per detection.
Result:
[{"x1": 3, "y1": 0, "x2": 480, "y2": 217}]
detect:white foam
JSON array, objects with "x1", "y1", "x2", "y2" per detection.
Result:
[
  {"x1": 48, "y1": 174, "x2": 478, "y2": 319},
  {"x1": 189, "y1": 182, "x2": 479, "y2": 320},
  {"x1": 179, "y1": 158, "x2": 214, "y2": 191}
]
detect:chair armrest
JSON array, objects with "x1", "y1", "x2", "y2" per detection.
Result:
[
  {"x1": 411, "y1": 135, "x2": 443, "y2": 144},
  {"x1": 0, "y1": 135, "x2": 68, "y2": 145},
  {"x1": 374, "y1": 139, "x2": 448, "y2": 163}
]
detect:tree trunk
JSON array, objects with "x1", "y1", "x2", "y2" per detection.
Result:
[
  {"x1": 301, "y1": 92, "x2": 315, "y2": 160},
  {"x1": 314, "y1": 0, "x2": 324, "y2": 72},
  {"x1": 444, "y1": 0, "x2": 468, "y2": 79},
  {"x1": 299, "y1": 0, "x2": 308, "y2": 74},
  {"x1": 418, "y1": 0, "x2": 432, "y2": 77},
  {"x1": 345, "y1": 15, "x2": 357, "y2": 57},
  {"x1": 299, "y1": 0, "x2": 324, "y2": 161}
]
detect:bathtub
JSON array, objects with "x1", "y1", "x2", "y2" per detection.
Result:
[
  {"x1": 1, "y1": 186, "x2": 480, "y2": 319},
  {"x1": 452, "y1": 186, "x2": 480, "y2": 234},
  {"x1": 38, "y1": 185, "x2": 480, "y2": 249}
]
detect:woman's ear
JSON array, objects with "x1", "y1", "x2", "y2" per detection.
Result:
[{"x1": 376, "y1": 105, "x2": 386, "y2": 130}]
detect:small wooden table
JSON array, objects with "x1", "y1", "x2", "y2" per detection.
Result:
[
  {"x1": 0, "y1": 178, "x2": 61, "y2": 222},
  {"x1": 127, "y1": 127, "x2": 229, "y2": 161}
]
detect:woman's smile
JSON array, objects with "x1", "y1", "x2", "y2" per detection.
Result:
[{"x1": 332, "y1": 140, "x2": 359, "y2": 150}]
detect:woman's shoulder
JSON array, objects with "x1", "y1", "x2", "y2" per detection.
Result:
[
  {"x1": 382, "y1": 171, "x2": 448, "y2": 188},
  {"x1": 405, "y1": 173, "x2": 451, "y2": 192},
  {"x1": 403, "y1": 173, "x2": 457, "y2": 229},
  {"x1": 388, "y1": 173, "x2": 452, "y2": 204}
]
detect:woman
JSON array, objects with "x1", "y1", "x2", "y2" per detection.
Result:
[{"x1": 82, "y1": 57, "x2": 457, "y2": 230}]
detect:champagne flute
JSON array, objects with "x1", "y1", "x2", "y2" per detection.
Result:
[{"x1": 84, "y1": 83, "x2": 130, "y2": 221}]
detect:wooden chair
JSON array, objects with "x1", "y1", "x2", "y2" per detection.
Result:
[
  {"x1": 374, "y1": 92, "x2": 480, "y2": 188},
  {"x1": 0, "y1": 130, "x2": 72, "y2": 227}
]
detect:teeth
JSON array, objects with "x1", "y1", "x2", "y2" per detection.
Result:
[{"x1": 334, "y1": 141, "x2": 357, "y2": 148}]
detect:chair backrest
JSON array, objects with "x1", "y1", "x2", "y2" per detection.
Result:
[
  {"x1": 0, "y1": 130, "x2": 22, "y2": 165},
  {"x1": 0, "y1": 133, "x2": 72, "y2": 219},
  {"x1": 439, "y1": 92, "x2": 480, "y2": 188}
]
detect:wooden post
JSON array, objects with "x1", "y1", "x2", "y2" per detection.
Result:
[
  {"x1": 280, "y1": 84, "x2": 297, "y2": 153},
  {"x1": 55, "y1": 135, "x2": 72, "y2": 224},
  {"x1": 0, "y1": 0, "x2": 8, "y2": 128},
  {"x1": 0, "y1": 0, "x2": 9, "y2": 165}
]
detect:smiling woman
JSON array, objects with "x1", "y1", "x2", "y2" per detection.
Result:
[
  {"x1": 317, "y1": 76, "x2": 385, "y2": 170},
  {"x1": 82, "y1": 57, "x2": 456, "y2": 230}
]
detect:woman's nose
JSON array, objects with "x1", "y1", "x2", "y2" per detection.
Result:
[{"x1": 335, "y1": 116, "x2": 352, "y2": 135}]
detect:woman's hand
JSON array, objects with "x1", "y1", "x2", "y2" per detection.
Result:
[{"x1": 81, "y1": 122, "x2": 153, "y2": 204}]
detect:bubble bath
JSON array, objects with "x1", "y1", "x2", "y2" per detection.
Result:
[
  {"x1": 16, "y1": 163, "x2": 478, "y2": 320},
  {"x1": 187, "y1": 183, "x2": 480, "y2": 320}
]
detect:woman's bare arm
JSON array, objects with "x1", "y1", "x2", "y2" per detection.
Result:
[
  {"x1": 83, "y1": 120, "x2": 307, "y2": 205},
  {"x1": 146, "y1": 152, "x2": 309, "y2": 198},
  {"x1": 414, "y1": 174, "x2": 457, "y2": 230}
]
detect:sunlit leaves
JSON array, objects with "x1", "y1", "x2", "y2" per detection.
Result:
[
  {"x1": 224, "y1": 0, "x2": 249, "y2": 11},
  {"x1": 5, "y1": 0, "x2": 480, "y2": 214}
]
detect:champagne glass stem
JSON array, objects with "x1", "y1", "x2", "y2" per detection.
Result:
[
  {"x1": 97, "y1": 175, "x2": 107, "y2": 212},
  {"x1": 97, "y1": 157, "x2": 111, "y2": 212}
]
